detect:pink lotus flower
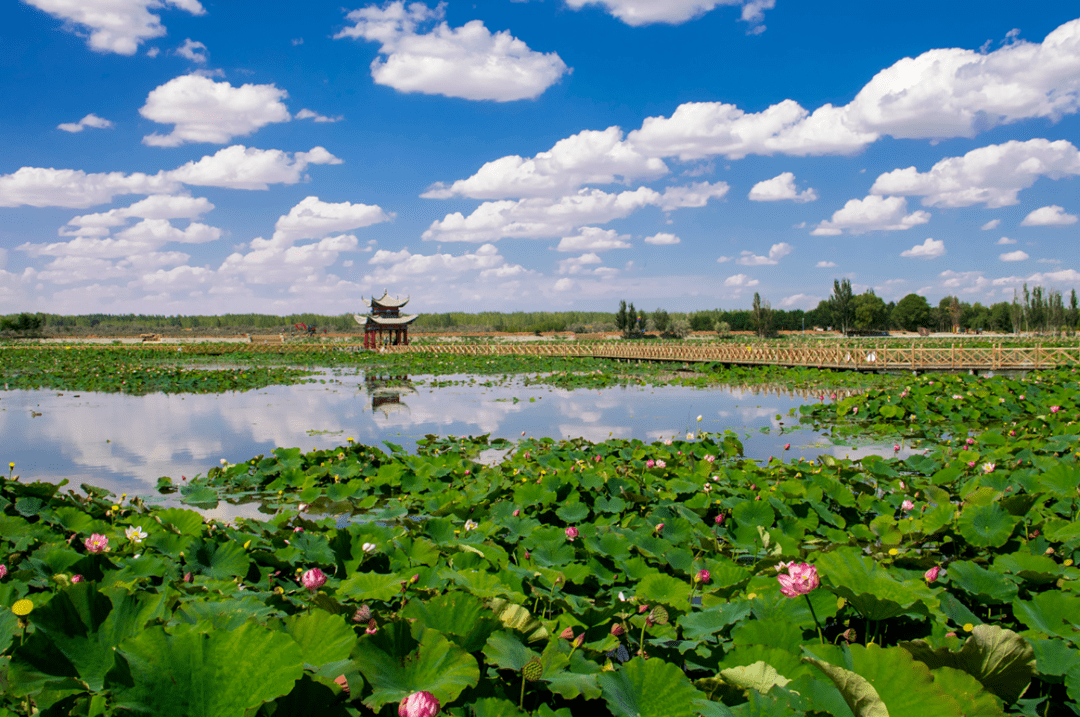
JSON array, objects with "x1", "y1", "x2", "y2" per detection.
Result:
[
  {"x1": 366, "y1": 618, "x2": 378, "y2": 634},
  {"x1": 982, "y1": 462, "x2": 996, "y2": 474},
  {"x1": 399, "y1": 691, "x2": 440, "y2": 717},
  {"x1": 655, "y1": 523, "x2": 664, "y2": 532},
  {"x1": 85, "y1": 534, "x2": 109, "y2": 553},
  {"x1": 1019, "y1": 395, "x2": 1025, "y2": 400},
  {"x1": 696, "y1": 569, "x2": 711, "y2": 584},
  {"x1": 714, "y1": 514, "x2": 725, "y2": 525},
  {"x1": 893, "y1": 444, "x2": 901, "y2": 452},
  {"x1": 704, "y1": 454, "x2": 715, "y2": 463},
  {"x1": 783, "y1": 443, "x2": 790, "y2": 451},
  {"x1": 1050, "y1": 405, "x2": 1060, "y2": 414},
  {"x1": 924, "y1": 565, "x2": 940, "y2": 583},
  {"x1": 71, "y1": 574, "x2": 84, "y2": 583},
  {"x1": 967, "y1": 461, "x2": 976, "y2": 468},
  {"x1": 646, "y1": 459, "x2": 655, "y2": 468},
  {"x1": 301, "y1": 568, "x2": 326, "y2": 590},
  {"x1": 965, "y1": 437, "x2": 974, "y2": 445},
  {"x1": 0, "y1": 564, "x2": 6, "y2": 579},
  {"x1": 852, "y1": 407, "x2": 858, "y2": 414},
  {"x1": 902, "y1": 499, "x2": 915, "y2": 512},
  {"x1": 777, "y1": 562, "x2": 819, "y2": 597},
  {"x1": 565, "y1": 526, "x2": 579, "y2": 541},
  {"x1": 512, "y1": 509, "x2": 520, "y2": 517},
  {"x1": 655, "y1": 459, "x2": 666, "y2": 469}
]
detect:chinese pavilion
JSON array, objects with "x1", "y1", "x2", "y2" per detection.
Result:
[{"x1": 354, "y1": 290, "x2": 418, "y2": 349}]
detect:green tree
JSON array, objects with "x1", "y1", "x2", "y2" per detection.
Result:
[
  {"x1": 615, "y1": 301, "x2": 629, "y2": 337},
  {"x1": 828, "y1": 279, "x2": 854, "y2": 335},
  {"x1": 651, "y1": 308, "x2": 670, "y2": 333},
  {"x1": 852, "y1": 290, "x2": 888, "y2": 332},
  {"x1": 751, "y1": 293, "x2": 774, "y2": 338},
  {"x1": 1068, "y1": 289, "x2": 1078, "y2": 330},
  {"x1": 891, "y1": 293, "x2": 931, "y2": 332}
]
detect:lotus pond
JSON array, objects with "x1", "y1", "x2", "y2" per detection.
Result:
[{"x1": 1, "y1": 345, "x2": 1079, "y2": 716}]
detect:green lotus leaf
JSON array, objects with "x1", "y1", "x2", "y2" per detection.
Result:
[
  {"x1": 806, "y1": 643, "x2": 964, "y2": 717},
  {"x1": 637, "y1": 571, "x2": 692, "y2": 609},
  {"x1": 155, "y1": 507, "x2": 206, "y2": 535},
  {"x1": 732, "y1": 500, "x2": 776, "y2": 529},
  {"x1": 338, "y1": 571, "x2": 405, "y2": 601},
  {"x1": 946, "y1": 560, "x2": 1018, "y2": 604},
  {"x1": 1066, "y1": 663, "x2": 1080, "y2": 704},
  {"x1": 598, "y1": 657, "x2": 704, "y2": 717},
  {"x1": 483, "y1": 630, "x2": 538, "y2": 671},
  {"x1": 957, "y1": 503, "x2": 1019, "y2": 548},
  {"x1": 282, "y1": 610, "x2": 355, "y2": 668},
  {"x1": 716, "y1": 644, "x2": 811, "y2": 682},
  {"x1": 899, "y1": 624, "x2": 1034, "y2": 704},
  {"x1": 993, "y1": 551, "x2": 1062, "y2": 584},
  {"x1": 677, "y1": 601, "x2": 752, "y2": 640},
  {"x1": 466, "y1": 697, "x2": 529, "y2": 717},
  {"x1": 816, "y1": 547, "x2": 932, "y2": 620},
  {"x1": 114, "y1": 621, "x2": 303, "y2": 717},
  {"x1": 719, "y1": 660, "x2": 793, "y2": 697},
  {"x1": 1012, "y1": 590, "x2": 1080, "y2": 639},
  {"x1": 402, "y1": 590, "x2": 498, "y2": 652},
  {"x1": 730, "y1": 619, "x2": 804, "y2": 653},
  {"x1": 929, "y1": 665, "x2": 1006, "y2": 716},
  {"x1": 543, "y1": 647, "x2": 602, "y2": 700},
  {"x1": 1037, "y1": 463, "x2": 1080, "y2": 498},
  {"x1": 555, "y1": 502, "x2": 589, "y2": 523},
  {"x1": 1029, "y1": 638, "x2": 1078, "y2": 677},
  {"x1": 179, "y1": 485, "x2": 219, "y2": 506},
  {"x1": 174, "y1": 595, "x2": 280, "y2": 632},
  {"x1": 489, "y1": 598, "x2": 548, "y2": 642},
  {"x1": 187, "y1": 539, "x2": 250, "y2": 581},
  {"x1": 353, "y1": 626, "x2": 480, "y2": 712},
  {"x1": 785, "y1": 674, "x2": 856, "y2": 717}
]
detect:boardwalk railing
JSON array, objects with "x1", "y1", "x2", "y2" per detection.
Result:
[{"x1": 381, "y1": 342, "x2": 1080, "y2": 371}]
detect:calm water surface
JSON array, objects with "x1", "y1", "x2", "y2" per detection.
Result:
[{"x1": 2, "y1": 371, "x2": 886, "y2": 518}]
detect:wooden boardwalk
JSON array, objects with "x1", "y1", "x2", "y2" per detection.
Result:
[{"x1": 384, "y1": 342, "x2": 1080, "y2": 372}]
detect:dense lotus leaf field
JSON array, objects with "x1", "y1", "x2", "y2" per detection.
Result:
[{"x1": 1, "y1": 349, "x2": 1079, "y2": 715}]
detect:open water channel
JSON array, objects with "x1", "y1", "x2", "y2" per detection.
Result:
[{"x1": 1, "y1": 370, "x2": 887, "y2": 519}]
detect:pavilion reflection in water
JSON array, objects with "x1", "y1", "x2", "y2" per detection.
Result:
[{"x1": 363, "y1": 374, "x2": 417, "y2": 418}]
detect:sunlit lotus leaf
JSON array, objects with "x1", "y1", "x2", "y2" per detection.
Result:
[
  {"x1": 489, "y1": 598, "x2": 548, "y2": 642},
  {"x1": 115, "y1": 621, "x2": 303, "y2": 717},
  {"x1": 947, "y1": 561, "x2": 1018, "y2": 605},
  {"x1": 993, "y1": 552, "x2": 1062, "y2": 584},
  {"x1": 730, "y1": 619, "x2": 804, "y2": 653},
  {"x1": 930, "y1": 666, "x2": 1007, "y2": 716},
  {"x1": 338, "y1": 571, "x2": 405, "y2": 601},
  {"x1": 174, "y1": 595, "x2": 280, "y2": 632},
  {"x1": 1037, "y1": 463, "x2": 1080, "y2": 498},
  {"x1": 957, "y1": 503, "x2": 1019, "y2": 548},
  {"x1": 483, "y1": 630, "x2": 538, "y2": 671},
  {"x1": 900, "y1": 625, "x2": 1034, "y2": 703},
  {"x1": 785, "y1": 674, "x2": 856, "y2": 717},
  {"x1": 1012, "y1": 590, "x2": 1080, "y2": 640},
  {"x1": 637, "y1": 571, "x2": 691, "y2": 609},
  {"x1": 1029, "y1": 638, "x2": 1078, "y2": 677},
  {"x1": 282, "y1": 610, "x2": 355, "y2": 668},
  {"x1": 720, "y1": 660, "x2": 792, "y2": 694},
  {"x1": 402, "y1": 590, "x2": 498, "y2": 652},
  {"x1": 354, "y1": 626, "x2": 479, "y2": 712},
  {"x1": 677, "y1": 602, "x2": 752, "y2": 641},
  {"x1": 807, "y1": 643, "x2": 965, "y2": 717},
  {"x1": 732, "y1": 501, "x2": 776, "y2": 528},
  {"x1": 816, "y1": 547, "x2": 933, "y2": 621},
  {"x1": 598, "y1": 657, "x2": 703, "y2": 717}
]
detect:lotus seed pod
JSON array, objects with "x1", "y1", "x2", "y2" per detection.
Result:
[{"x1": 522, "y1": 657, "x2": 543, "y2": 682}]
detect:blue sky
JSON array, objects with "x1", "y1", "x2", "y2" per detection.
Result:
[{"x1": 2, "y1": 0, "x2": 1079, "y2": 316}]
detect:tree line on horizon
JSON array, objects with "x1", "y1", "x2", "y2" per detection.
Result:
[{"x1": 2, "y1": 281, "x2": 1078, "y2": 337}]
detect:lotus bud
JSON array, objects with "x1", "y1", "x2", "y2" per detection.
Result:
[
  {"x1": 924, "y1": 565, "x2": 940, "y2": 583},
  {"x1": 573, "y1": 633, "x2": 585, "y2": 648},
  {"x1": 353, "y1": 604, "x2": 372, "y2": 622},
  {"x1": 183, "y1": 571, "x2": 193, "y2": 583},
  {"x1": 565, "y1": 526, "x2": 579, "y2": 541},
  {"x1": 411, "y1": 573, "x2": 420, "y2": 584},
  {"x1": 398, "y1": 690, "x2": 440, "y2": 717},
  {"x1": 611, "y1": 623, "x2": 625, "y2": 637},
  {"x1": 301, "y1": 568, "x2": 327, "y2": 590},
  {"x1": 715, "y1": 514, "x2": 725, "y2": 526},
  {"x1": 71, "y1": 574, "x2": 84, "y2": 583},
  {"x1": 638, "y1": 604, "x2": 650, "y2": 614},
  {"x1": 559, "y1": 627, "x2": 575, "y2": 640},
  {"x1": 841, "y1": 628, "x2": 857, "y2": 642},
  {"x1": 655, "y1": 523, "x2": 664, "y2": 532},
  {"x1": 0, "y1": 564, "x2": 6, "y2": 580},
  {"x1": 696, "y1": 569, "x2": 711, "y2": 584}
]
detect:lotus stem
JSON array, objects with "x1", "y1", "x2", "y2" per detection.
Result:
[
  {"x1": 519, "y1": 674, "x2": 526, "y2": 710},
  {"x1": 804, "y1": 594, "x2": 824, "y2": 645}
]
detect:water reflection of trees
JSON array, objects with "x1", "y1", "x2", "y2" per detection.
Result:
[
  {"x1": 724, "y1": 384, "x2": 863, "y2": 400},
  {"x1": 363, "y1": 375, "x2": 417, "y2": 418}
]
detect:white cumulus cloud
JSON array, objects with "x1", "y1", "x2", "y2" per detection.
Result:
[
  {"x1": 0, "y1": 167, "x2": 179, "y2": 208},
  {"x1": 272, "y1": 196, "x2": 394, "y2": 245},
  {"x1": 870, "y1": 139, "x2": 1080, "y2": 208},
  {"x1": 900, "y1": 238, "x2": 946, "y2": 259},
  {"x1": 723, "y1": 273, "x2": 758, "y2": 287},
  {"x1": 335, "y1": 1, "x2": 567, "y2": 102},
  {"x1": 737, "y1": 242, "x2": 792, "y2": 265},
  {"x1": 981, "y1": 219, "x2": 1001, "y2": 230},
  {"x1": 747, "y1": 172, "x2": 817, "y2": 202},
  {"x1": 422, "y1": 126, "x2": 667, "y2": 199},
  {"x1": 996, "y1": 236, "x2": 1016, "y2": 245},
  {"x1": 57, "y1": 114, "x2": 114, "y2": 133},
  {"x1": 140, "y1": 74, "x2": 292, "y2": 147},
  {"x1": 22, "y1": 0, "x2": 205, "y2": 55},
  {"x1": 645, "y1": 233, "x2": 681, "y2": 245},
  {"x1": 1020, "y1": 204, "x2": 1078, "y2": 226},
  {"x1": 176, "y1": 38, "x2": 208, "y2": 62},
  {"x1": 1000, "y1": 250, "x2": 1030, "y2": 262},
  {"x1": 812, "y1": 196, "x2": 931, "y2": 236},
  {"x1": 295, "y1": 109, "x2": 343, "y2": 123},
  {"x1": 167, "y1": 145, "x2": 342, "y2": 190},
  {"x1": 564, "y1": 0, "x2": 772, "y2": 29},
  {"x1": 556, "y1": 227, "x2": 632, "y2": 252},
  {"x1": 815, "y1": 260, "x2": 837, "y2": 268}
]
